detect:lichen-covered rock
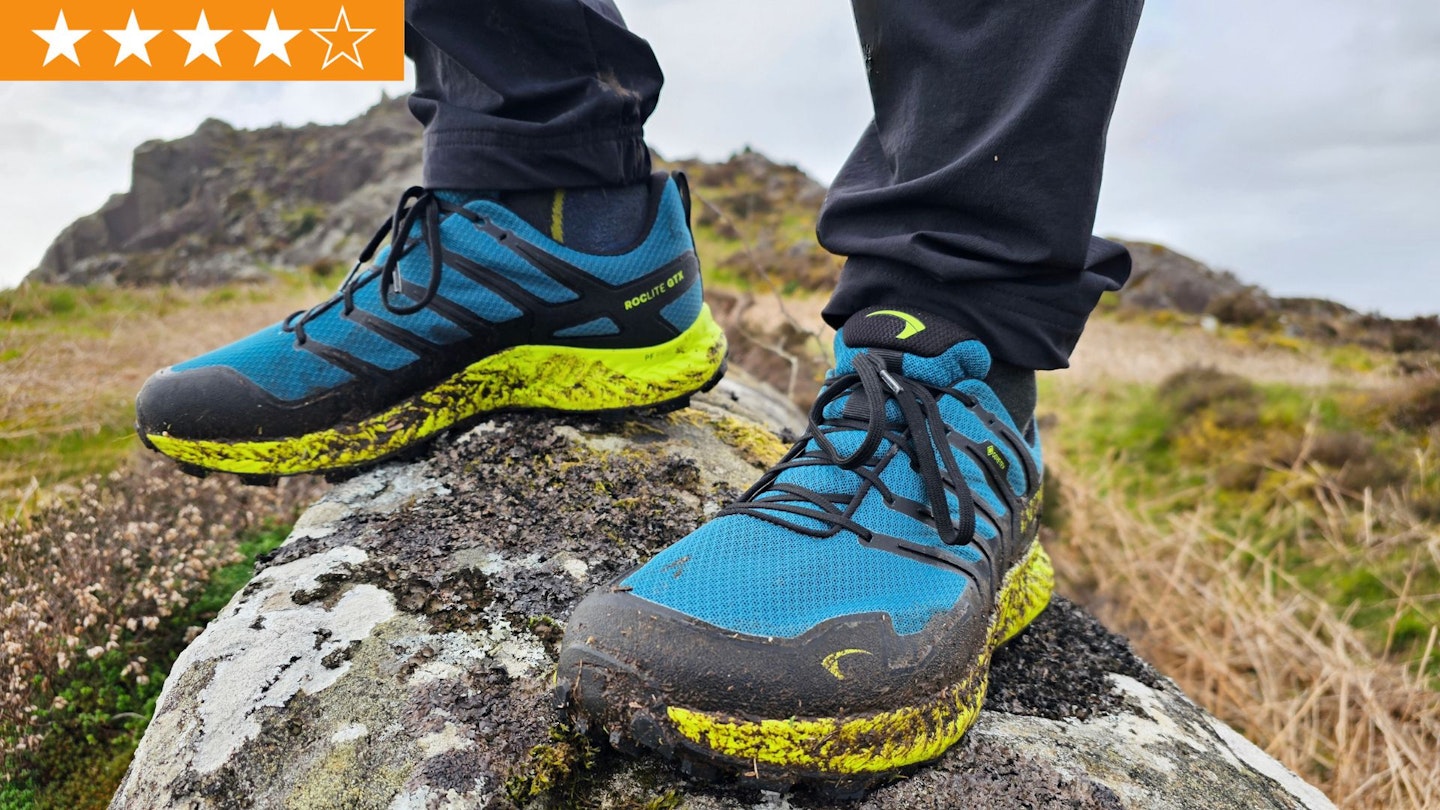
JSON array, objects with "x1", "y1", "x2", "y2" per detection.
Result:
[{"x1": 111, "y1": 380, "x2": 1333, "y2": 810}]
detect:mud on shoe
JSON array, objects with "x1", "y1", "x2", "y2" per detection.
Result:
[
  {"x1": 556, "y1": 306, "x2": 1050, "y2": 795},
  {"x1": 135, "y1": 172, "x2": 726, "y2": 478}
]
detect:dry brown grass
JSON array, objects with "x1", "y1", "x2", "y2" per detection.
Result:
[
  {"x1": 1045, "y1": 451, "x2": 1440, "y2": 808},
  {"x1": 1073, "y1": 316, "x2": 1388, "y2": 389},
  {"x1": 1049, "y1": 323, "x2": 1440, "y2": 808},
  {"x1": 0, "y1": 281, "x2": 325, "y2": 510}
]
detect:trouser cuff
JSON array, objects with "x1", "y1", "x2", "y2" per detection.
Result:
[
  {"x1": 421, "y1": 127, "x2": 652, "y2": 191},
  {"x1": 821, "y1": 239, "x2": 1131, "y2": 371}
]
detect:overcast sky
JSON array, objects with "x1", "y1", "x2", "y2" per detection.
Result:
[{"x1": 2, "y1": 0, "x2": 1437, "y2": 317}]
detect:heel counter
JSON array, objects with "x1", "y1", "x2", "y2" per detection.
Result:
[
  {"x1": 659, "y1": 171, "x2": 700, "y2": 260},
  {"x1": 672, "y1": 170, "x2": 695, "y2": 235},
  {"x1": 658, "y1": 172, "x2": 705, "y2": 332}
]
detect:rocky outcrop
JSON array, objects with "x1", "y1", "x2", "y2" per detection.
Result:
[
  {"x1": 1116, "y1": 241, "x2": 1440, "y2": 361},
  {"x1": 1115, "y1": 241, "x2": 1252, "y2": 315},
  {"x1": 665, "y1": 148, "x2": 841, "y2": 293},
  {"x1": 28, "y1": 97, "x2": 423, "y2": 287},
  {"x1": 111, "y1": 377, "x2": 1332, "y2": 810}
]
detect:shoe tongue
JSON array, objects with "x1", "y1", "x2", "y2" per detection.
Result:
[{"x1": 834, "y1": 307, "x2": 991, "y2": 389}]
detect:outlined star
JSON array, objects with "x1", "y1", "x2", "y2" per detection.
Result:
[
  {"x1": 310, "y1": 7, "x2": 374, "y2": 69},
  {"x1": 244, "y1": 10, "x2": 300, "y2": 66},
  {"x1": 176, "y1": 11, "x2": 231, "y2": 66},
  {"x1": 33, "y1": 10, "x2": 90, "y2": 67},
  {"x1": 105, "y1": 10, "x2": 160, "y2": 66}
]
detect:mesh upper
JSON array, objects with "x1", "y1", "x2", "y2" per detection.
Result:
[
  {"x1": 172, "y1": 323, "x2": 353, "y2": 401},
  {"x1": 169, "y1": 178, "x2": 694, "y2": 401},
  {"x1": 302, "y1": 311, "x2": 419, "y2": 371},
  {"x1": 623, "y1": 328, "x2": 1042, "y2": 638},
  {"x1": 554, "y1": 317, "x2": 620, "y2": 338},
  {"x1": 625, "y1": 508, "x2": 967, "y2": 638},
  {"x1": 660, "y1": 284, "x2": 703, "y2": 332}
]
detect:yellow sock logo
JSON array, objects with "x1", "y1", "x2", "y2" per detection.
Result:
[{"x1": 866, "y1": 310, "x2": 927, "y2": 340}]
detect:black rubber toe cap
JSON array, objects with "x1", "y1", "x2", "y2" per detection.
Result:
[
  {"x1": 135, "y1": 365, "x2": 352, "y2": 441},
  {"x1": 556, "y1": 582, "x2": 990, "y2": 722}
]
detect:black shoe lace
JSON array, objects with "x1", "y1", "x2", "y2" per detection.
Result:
[
  {"x1": 719, "y1": 351, "x2": 977, "y2": 547},
  {"x1": 282, "y1": 187, "x2": 483, "y2": 345}
]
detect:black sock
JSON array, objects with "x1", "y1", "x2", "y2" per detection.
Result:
[
  {"x1": 985, "y1": 360, "x2": 1036, "y2": 433},
  {"x1": 492, "y1": 183, "x2": 651, "y2": 253}
]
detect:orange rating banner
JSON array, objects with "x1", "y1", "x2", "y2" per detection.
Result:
[{"x1": 5, "y1": 1, "x2": 402, "y2": 80}]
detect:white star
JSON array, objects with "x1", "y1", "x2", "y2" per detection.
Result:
[
  {"x1": 175, "y1": 11, "x2": 231, "y2": 66},
  {"x1": 105, "y1": 10, "x2": 160, "y2": 66},
  {"x1": 310, "y1": 7, "x2": 374, "y2": 70},
  {"x1": 33, "y1": 10, "x2": 90, "y2": 67},
  {"x1": 244, "y1": 10, "x2": 299, "y2": 66}
]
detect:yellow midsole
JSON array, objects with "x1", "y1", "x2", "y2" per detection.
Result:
[
  {"x1": 146, "y1": 305, "x2": 728, "y2": 475},
  {"x1": 665, "y1": 539, "x2": 1055, "y2": 776}
]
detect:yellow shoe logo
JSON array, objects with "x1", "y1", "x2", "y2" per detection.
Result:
[
  {"x1": 821, "y1": 648, "x2": 874, "y2": 680},
  {"x1": 866, "y1": 310, "x2": 926, "y2": 340}
]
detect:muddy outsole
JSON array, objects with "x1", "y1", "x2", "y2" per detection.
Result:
[
  {"x1": 560, "y1": 658, "x2": 924, "y2": 801},
  {"x1": 145, "y1": 360, "x2": 728, "y2": 487}
]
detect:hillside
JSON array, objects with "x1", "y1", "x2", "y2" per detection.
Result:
[{"x1": 1121, "y1": 241, "x2": 1440, "y2": 363}]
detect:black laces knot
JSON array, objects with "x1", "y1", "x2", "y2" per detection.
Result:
[
  {"x1": 722, "y1": 351, "x2": 977, "y2": 546},
  {"x1": 282, "y1": 188, "x2": 481, "y2": 343}
]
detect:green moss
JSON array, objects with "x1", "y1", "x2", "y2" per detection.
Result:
[
  {"x1": 638, "y1": 792, "x2": 683, "y2": 810},
  {"x1": 505, "y1": 726, "x2": 597, "y2": 806},
  {"x1": 282, "y1": 205, "x2": 326, "y2": 240},
  {"x1": 0, "y1": 784, "x2": 36, "y2": 810}
]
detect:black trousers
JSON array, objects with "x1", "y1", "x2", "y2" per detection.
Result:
[{"x1": 404, "y1": 0, "x2": 1143, "y2": 370}]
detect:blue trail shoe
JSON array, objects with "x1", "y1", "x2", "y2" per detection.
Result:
[
  {"x1": 135, "y1": 173, "x2": 726, "y2": 479},
  {"x1": 556, "y1": 306, "x2": 1050, "y2": 793}
]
